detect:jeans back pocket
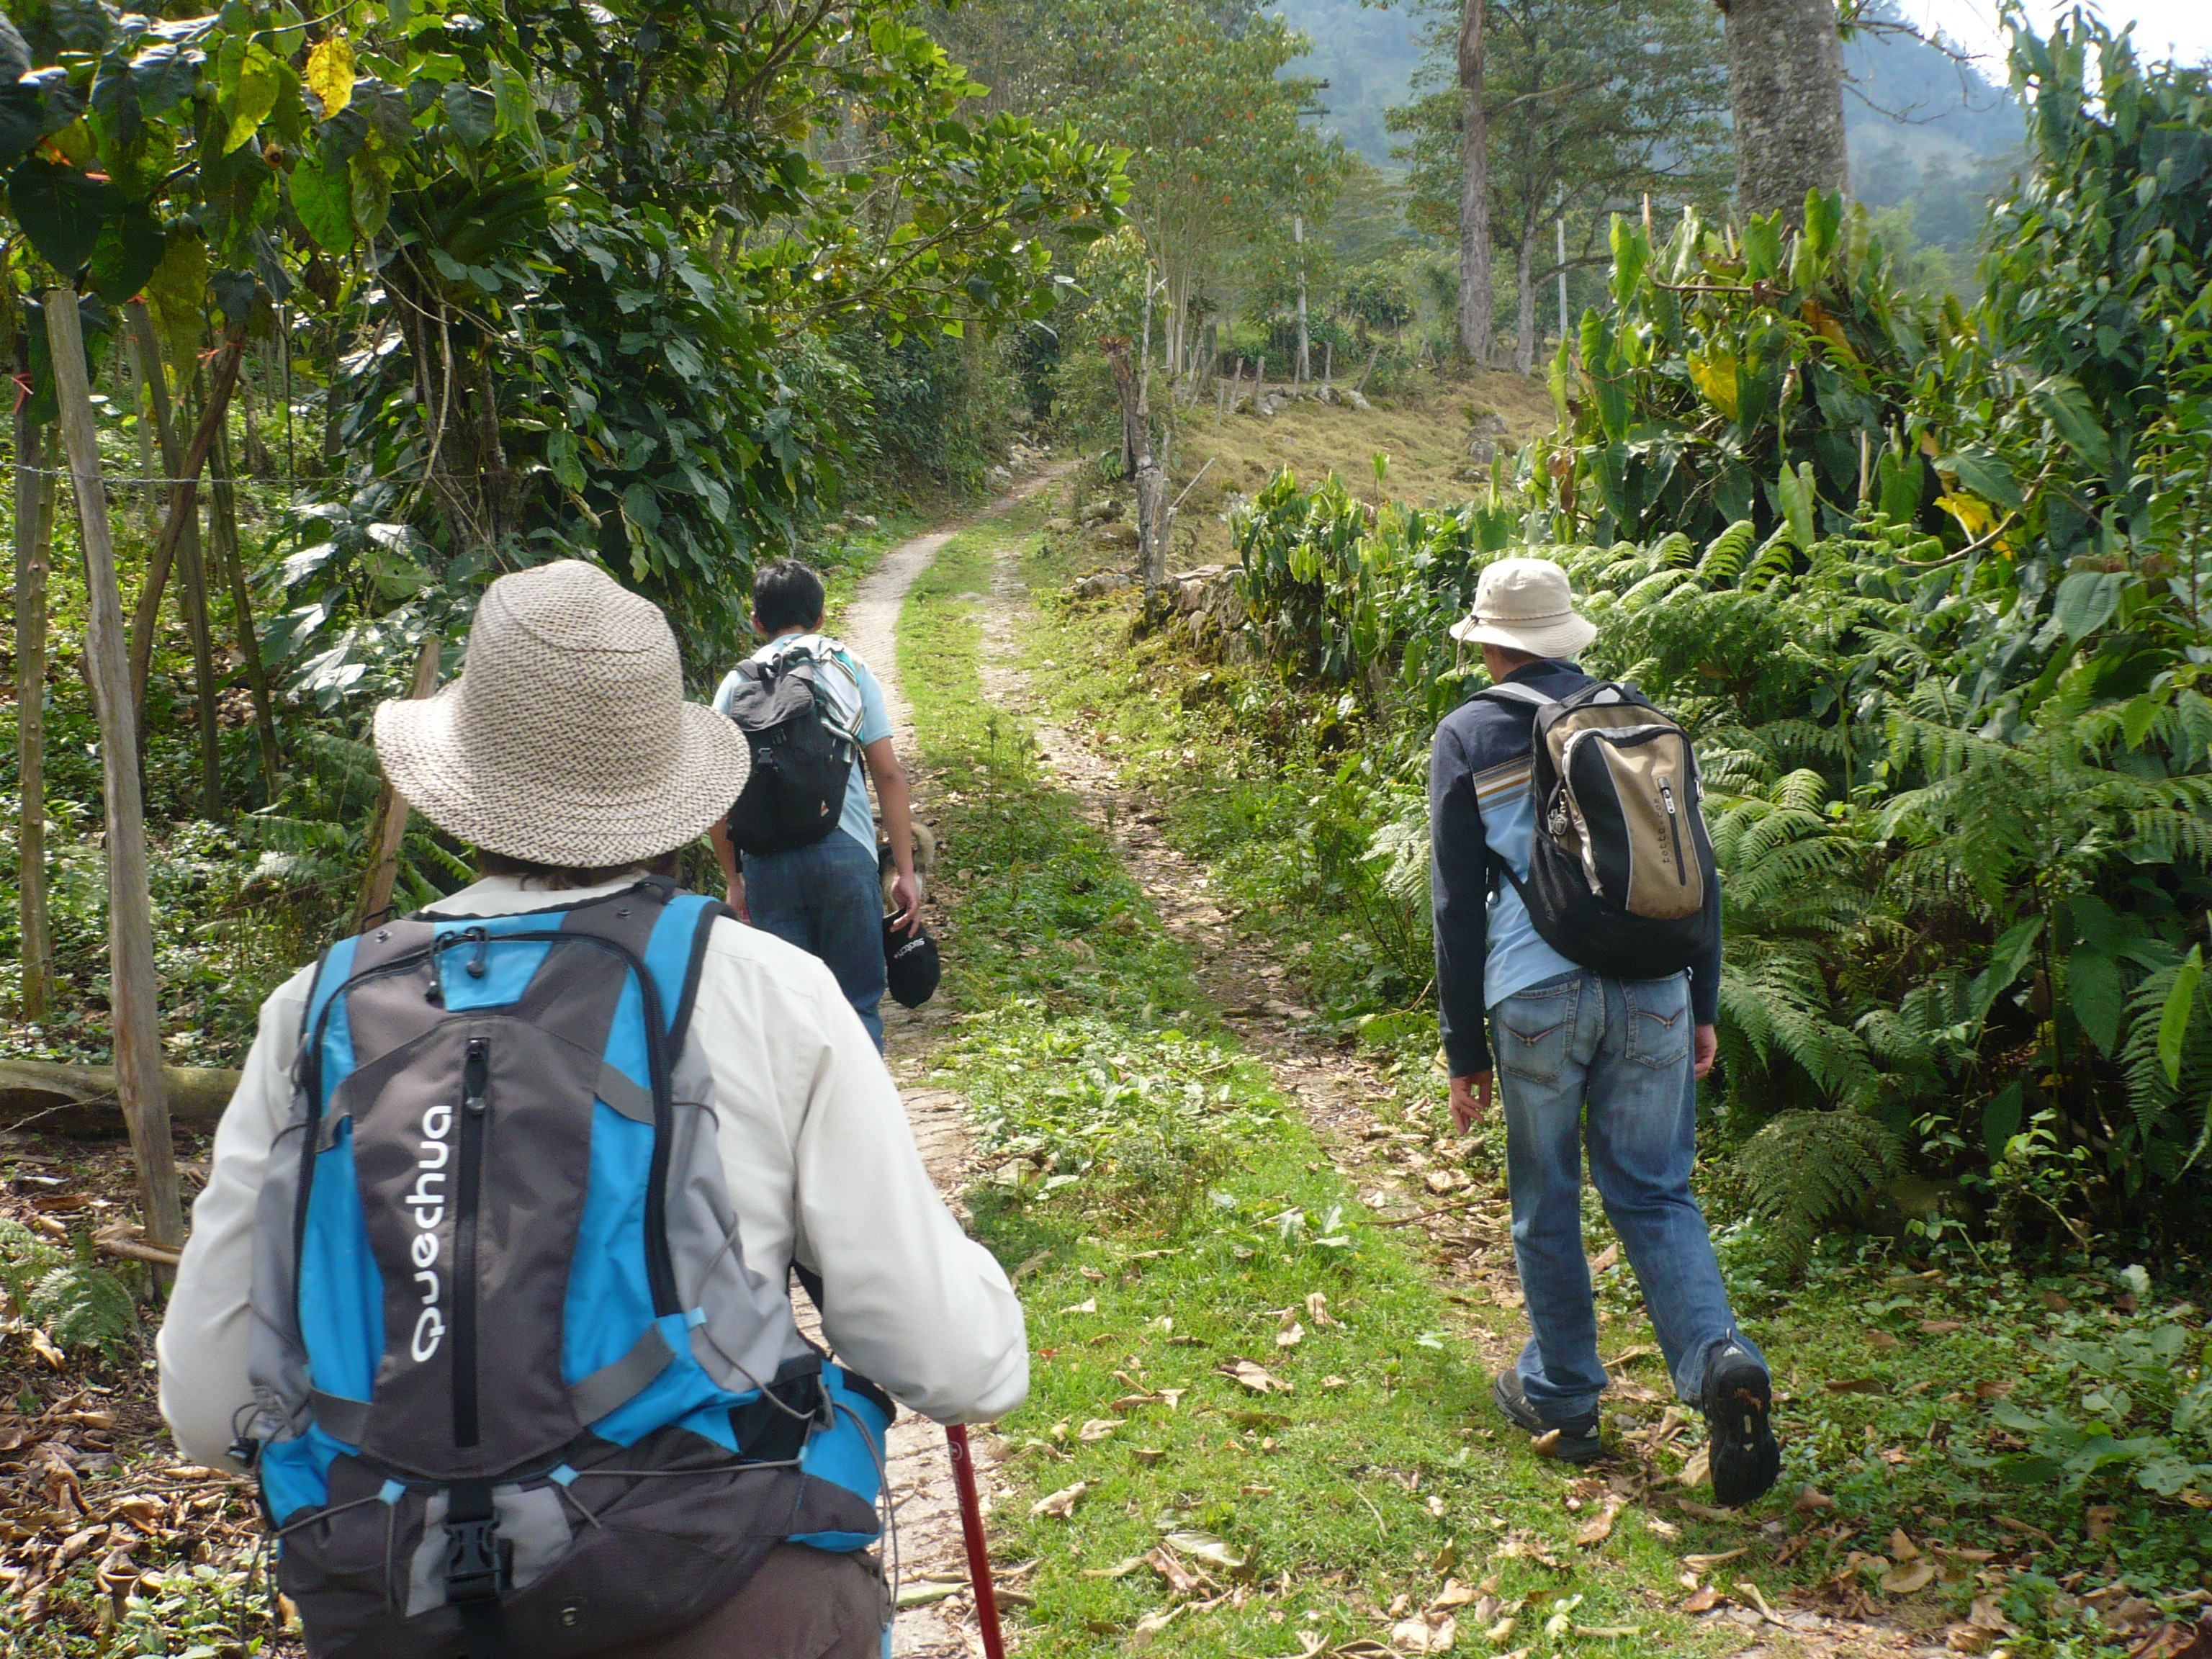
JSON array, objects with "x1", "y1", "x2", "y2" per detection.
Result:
[
  {"x1": 1494, "y1": 977, "x2": 1580, "y2": 1084},
  {"x1": 1623, "y1": 973, "x2": 1690, "y2": 1069}
]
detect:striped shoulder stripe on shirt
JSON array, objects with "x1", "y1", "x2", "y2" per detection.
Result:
[{"x1": 1471, "y1": 756, "x2": 1532, "y2": 810}]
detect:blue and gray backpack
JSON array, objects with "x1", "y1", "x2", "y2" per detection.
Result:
[{"x1": 236, "y1": 879, "x2": 891, "y2": 1658}]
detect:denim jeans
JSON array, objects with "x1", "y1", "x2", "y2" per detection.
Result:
[
  {"x1": 742, "y1": 832, "x2": 886, "y2": 1051},
  {"x1": 1491, "y1": 968, "x2": 1761, "y2": 1421}
]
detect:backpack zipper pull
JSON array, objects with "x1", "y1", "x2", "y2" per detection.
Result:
[
  {"x1": 464, "y1": 1038, "x2": 490, "y2": 1114},
  {"x1": 463, "y1": 927, "x2": 491, "y2": 979}
]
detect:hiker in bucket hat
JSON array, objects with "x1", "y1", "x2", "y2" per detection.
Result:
[
  {"x1": 158, "y1": 561, "x2": 1026, "y2": 1659},
  {"x1": 1429, "y1": 557, "x2": 1779, "y2": 1503}
]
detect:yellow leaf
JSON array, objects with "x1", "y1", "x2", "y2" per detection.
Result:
[
  {"x1": 305, "y1": 35, "x2": 356, "y2": 118},
  {"x1": 1800, "y1": 299, "x2": 1856, "y2": 359},
  {"x1": 1687, "y1": 350, "x2": 1740, "y2": 420},
  {"x1": 1937, "y1": 493, "x2": 2004, "y2": 548}
]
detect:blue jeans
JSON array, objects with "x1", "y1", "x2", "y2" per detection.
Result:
[
  {"x1": 1491, "y1": 968, "x2": 1761, "y2": 1421},
  {"x1": 742, "y1": 833, "x2": 886, "y2": 1051}
]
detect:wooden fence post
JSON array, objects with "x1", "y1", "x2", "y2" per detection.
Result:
[
  {"x1": 44, "y1": 287, "x2": 186, "y2": 1263},
  {"x1": 351, "y1": 634, "x2": 441, "y2": 932}
]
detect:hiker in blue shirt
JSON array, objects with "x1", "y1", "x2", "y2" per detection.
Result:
[
  {"x1": 710, "y1": 560, "x2": 922, "y2": 1050},
  {"x1": 1429, "y1": 557, "x2": 1779, "y2": 1506}
]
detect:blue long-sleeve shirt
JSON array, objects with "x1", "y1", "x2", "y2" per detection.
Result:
[{"x1": 1427, "y1": 658, "x2": 1722, "y2": 1076}]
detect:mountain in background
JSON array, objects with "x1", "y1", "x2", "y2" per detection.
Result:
[
  {"x1": 1274, "y1": 0, "x2": 2022, "y2": 261},
  {"x1": 1272, "y1": 0, "x2": 1429, "y2": 170}
]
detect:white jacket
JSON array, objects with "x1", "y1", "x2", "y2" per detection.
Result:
[{"x1": 156, "y1": 875, "x2": 1026, "y2": 1467}]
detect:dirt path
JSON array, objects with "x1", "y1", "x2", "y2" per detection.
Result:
[
  {"x1": 974, "y1": 538, "x2": 1527, "y2": 1356},
  {"x1": 841, "y1": 467, "x2": 1071, "y2": 1658}
]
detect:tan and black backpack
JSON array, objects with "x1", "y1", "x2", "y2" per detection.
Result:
[{"x1": 1477, "y1": 680, "x2": 1719, "y2": 979}]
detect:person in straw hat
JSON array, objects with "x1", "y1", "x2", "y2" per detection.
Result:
[
  {"x1": 1429, "y1": 557, "x2": 1776, "y2": 1503},
  {"x1": 158, "y1": 561, "x2": 1025, "y2": 1657}
]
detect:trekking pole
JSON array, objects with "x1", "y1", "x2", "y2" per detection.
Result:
[{"x1": 944, "y1": 1424, "x2": 1007, "y2": 1659}]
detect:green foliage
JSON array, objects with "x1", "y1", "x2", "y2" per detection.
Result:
[
  {"x1": 0, "y1": 1217, "x2": 138, "y2": 1360},
  {"x1": 1337, "y1": 266, "x2": 1414, "y2": 333},
  {"x1": 1958, "y1": 1322, "x2": 2212, "y2": 1498},
  {"x1": 1539, "y1": 189, "x2": 1938, "y2": 551},
  {"x1": 2, "y1": 0, "x2": 1127, "y2": 690},
  {"x1": 931, "y1": 0, "x2": 1346, "y2": 414},
  {"x1": 1977, "y1": 14, "x2": 2212, "y2": 572},
  {"x1": 1231, "y1": 467, "x2": 1515, "y2": 720},
  {"x1": 1737, "y1": 1110, "x2": 1903, "y2": 1276}
]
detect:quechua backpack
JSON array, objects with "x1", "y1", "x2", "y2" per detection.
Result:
[
  {"x1": 1476, "y1": 680, "x2": 1718, "y2": 979},
  {"x1": 724, "y1": 644, "x2": 858, "y2": 857},
  {"x1": 239, "y1": 879, "x2": 893, "y2": 1659}
]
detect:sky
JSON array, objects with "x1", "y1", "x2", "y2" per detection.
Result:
[{"x1": 1903, "y1": 0, "x2": 2212, "y2": 67}]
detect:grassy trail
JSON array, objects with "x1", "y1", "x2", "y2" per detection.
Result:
[{"x1": 888, "y1": 502, "x2": 1891, "y2": 1658}]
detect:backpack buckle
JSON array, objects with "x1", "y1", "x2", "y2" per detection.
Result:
[{"x1": 442, "y1": 1512, "x2": 505, "y2": 1604}]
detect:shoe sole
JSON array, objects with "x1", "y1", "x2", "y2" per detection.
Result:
[
  {"x1": 1707, "y1": 1362, "x2": 1780, "y2": 1506},
  {"x1": 1491, "y1": 1374, "x2": 1604, "y2": 1465}
]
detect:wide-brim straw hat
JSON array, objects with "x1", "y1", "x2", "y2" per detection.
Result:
[
  {"x1": 1448, "y1": 557, "x2": 1599, "y2": 659},
  {"x1": 375, "y1": 559, "x2": 750, "y2": 868}
]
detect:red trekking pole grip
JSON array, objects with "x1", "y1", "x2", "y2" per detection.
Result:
[{"x1": 944, "y1": 1424, "x2": 1007, "y2": 1659}]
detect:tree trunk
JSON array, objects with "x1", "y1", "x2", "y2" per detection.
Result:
[
  {"x1": 44, "y1": 287, "x2": 186, "y2": 1266},
  {"x1": 212, "y1": 423, "x2": 280, "y2": 799},
  {"x1": 126, "y1": 303, "x2": 223, "y2": 817},
  {"x1": 1457, "y1": 0, "x2": 1493, "y2": 366},
  {"x1": 176, "y1": 498, "x2": 222, "y2": 819},
  {"x1": 1515, "y1": 230, "x2": 1538, "y2": 376},
  {"x1": 1108, "y1": 337, "x2": 1141, "y2": 481},
  {"x1": 351, "y1": 634, "x2": 442, "y2": 932},
  {"x1": 0, "y1": 1058, "x2": 240, "y2": 1136},
  {"x1": 1295, "y1": 214, "x2": 1310, "y2": 384},
  {"x1": 125, "y1": 317, "x2": 247, "y2": 736},
  {"x1": 125, "y1": 335, "x2": 156, "y2": 526},
  {"x1": 1718, "y1": 0, "x2": 1849, "y2": 220},
  {"x1": 1137, "y1": 276, "x2": 1154, "y2": 429},
  {"x1": 1136, "y1": 460, "x2": 1168, "y2": 593},
  {"x1": 14, "y1": 389, "x2": 54, "y2": 1023}
]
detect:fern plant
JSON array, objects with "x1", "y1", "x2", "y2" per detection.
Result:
[
  {"x1": 0, "y1": 1220, "x2": 140, "y2": 1361},
  {"x1": 1738, "y1": 1110, "x2": 1905, "y2": 1277}
]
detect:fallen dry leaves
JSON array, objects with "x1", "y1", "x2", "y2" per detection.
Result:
[
  {"x1": 1218, "y1": 1358, "x2": 1291, "y2": 1394},
  {"x1": 1029, "y1": 1480, "x2": 1087, "y2": 1519},
  {"x1": 1574, "y1": 1500, "x2": 1621, "y2": 1547}
]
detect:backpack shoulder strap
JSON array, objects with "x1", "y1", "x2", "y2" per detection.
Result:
[
  {"x1": 567, "y1": 878, "x2": 728, "y2": 1051},
  {"x1": 1472, "y1": 681, "x2": 1559, "y2": 710}
]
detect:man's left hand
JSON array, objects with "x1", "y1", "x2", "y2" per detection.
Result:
[
  {"x1": 1694, "y1": 1023, "x2": 1717, "y2": 1079},
  {"x1": 889, "y1": 871, "x2": 924, "y2": 935}
]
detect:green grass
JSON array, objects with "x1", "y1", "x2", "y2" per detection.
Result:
[{"x1": 897, "y1": 511, "x2": 1750, "y2": 1658}]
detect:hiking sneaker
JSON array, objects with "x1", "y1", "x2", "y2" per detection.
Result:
[
  {"x1": 1491, "y1": 1369, "x2": 1604, "y2": 1464},
  {"x1": 1701, "y1": 1341, "x2": 1781, "y2": 1506}
]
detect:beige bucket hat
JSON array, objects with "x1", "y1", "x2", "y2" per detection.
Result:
[
  {"x1": 1449, "y1": 557, "x2": 1599, "y2": 659},
  {"x1": 374, "y1": 560, "x2": 750, "y2": 868}
]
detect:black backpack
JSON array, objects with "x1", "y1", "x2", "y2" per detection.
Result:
[
  {"x1": 1476, "y1": 679, "x2": 1718, "y2": 980},
  {"x1": 723, "y1": 647, "x2": 856, "y2": 856}
]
